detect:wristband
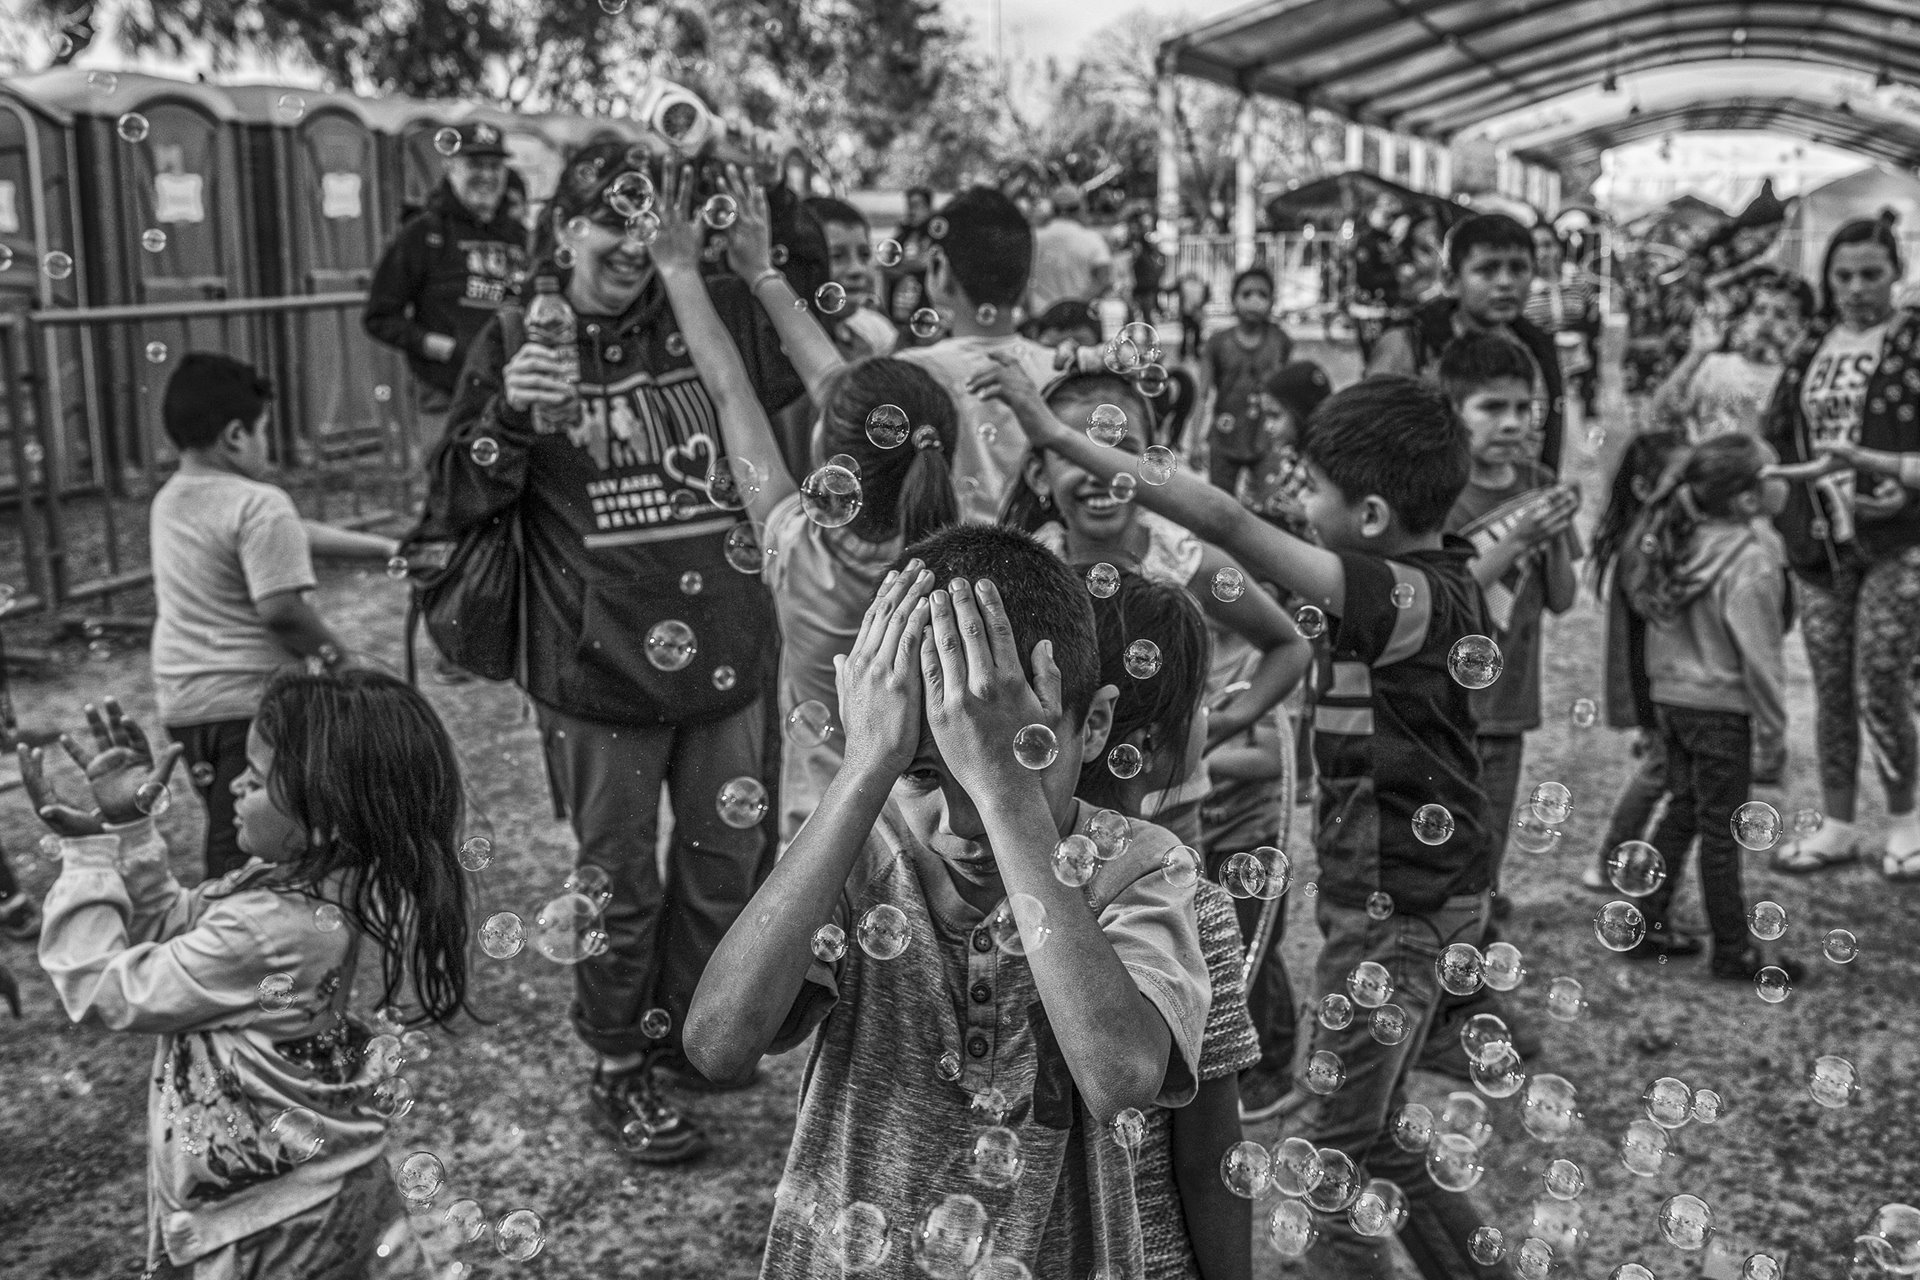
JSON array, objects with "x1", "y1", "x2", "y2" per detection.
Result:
[
  {"x1": 1899, "y1": 454, "x2": 1920, "y2": 490},
  {"x1": 749, "y1": 268, "x2": 787, "y2": 296}
]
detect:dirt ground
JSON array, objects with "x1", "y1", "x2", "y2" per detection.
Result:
[{"x1": 1, "y1": 335, "x2": 1917, "y2": 1278}]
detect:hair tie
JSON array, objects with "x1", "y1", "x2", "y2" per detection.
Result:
[{"x1": 912, "y1": 425, "x2": 942, "y2": 452}]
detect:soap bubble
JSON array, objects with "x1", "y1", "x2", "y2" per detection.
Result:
[
  {"x1": 1516, "y1": 1238, "x2": 1556, "y2": 1280},
  {"x1": 1318, "y1": 992, "x2": 1355, "y2": 1030},
  {"x1": 470, "y1": 436, "x2": 500, "y2": 466},
  {"x1": 458, "y1": 836, "x2": 493, "y2": 871},
  {"x1": 857, "y1": 904, "x2": 910, "y2": 960},
  {"x1": 1087, "y1": 403, "x2": 1130, "y2": 446},
  {"x1": 701, "y1": 193, "x2": 739, "y2": 229},
  {"x1": 785, "y1": 700, "x2": 835, "y2": 748},
  {"x1": 257, "y1": 972, "x2": 295, "y2": 1011},
  {"x1": 1611, "y1": 1267, "x2": 1654, "y2": 1280},
  {"x1": 1366, "y1": 891, "x2": 1395, "y2": 920},
  {"x1": 1350, "y1": 1179, "x2": 1408, "y2": 1237},
  {"x1": 716, "y1": 776, "x2": 769, "y2": 828},
  {"x1": 1106, "y1": 742, "x2": 1144, "y2": 778},
  {"x1": 1109, "y1": 471, "x2": 1139, "y2": 504},
  {"x1": 1483, "y1": 941, "x2": 1526, "y2": 991},
  {"x1": 1369, "y1": 1002, "x2": 1411, "y2": 1044},
  {"x1": 1390, "y1": 582, "x2": 1417, "y2": 608},
  {"x1": 1810, "y1": 1055, "x2": 1859, "y2": 1108},
  {"x1": 444, "y1": 1199, "x2": 488, "y2": 1244},
  {"x1": 640, "y1": 1007, "x2": 672, "y2": 1040},
  {"x1": 1569, "y1": 698, "x2": 1598, "y2": 727},
  {"x1": 1161, "y1": 845, "x2": 1201, "y2": 888},
  {"x1": 1086, "y1": 809, "x2": 1131, "y2": 860},
  {"x1": 1511, "y1": 810, "x2": 1563, "y2": 853},
  {"x1": 1546, "y1": 976, "x2": 1586, "y2": 1022},
  {"x1": 1543, "y1": 1158, "x2": 1585, "y2": 1200},
  {"x1": 42, "y1": 251, "x2": 74, "y2": 280},
  {"x1": 810, "y1": 923, "x2": 847, "y2": 964},
  {"x1": 1436, "y1": 943, "x2": 1485, "y2": 995},
  {"x1": 471, "y1": 912, "x2": 523, "y2": 976},
  {"x1": 134, "y1": 780, "x2": 172, "y2": 816},
  {"x1": 864, "y1": 403, "x2": 910, "y2": 449},
  {"x1": 1052, "y1": 834, "x2": 1099, "y2": 887},
  {"x1": 1460, "y1": 1012, "x2": 1512, "y2": 1066},
  {"x1": 1268, "y1": 1199, "x2": 1318, "y2": 1257},
  {"x1": 603, "y1": 170, "x2": 655, "y2": 218},
  {"x1": 828, "y1": 1202, "x2": 891, "y2": 1272},
  {"x1": 1606, "y1": 841, "x2": 1666, "y2": 896},
  {"x1": 1109, "y1": 1107, "x2": 1146, "y2": 1154},
  {"x1": 1860, "y1": 1204, "x2": 1920, "y2": 1274},
  {"x1": 1086, "y1": 562, "x2": 1120, "y2": 598},
  {"x1": 1529, "y1": 781, "x2": 1573, "y2": 825},
  {"x1": 1747, "y1": 899, "x2": 1787, "y2": 941},
  {"x1": 1789, "y1": 807, "x2": 1824, "y2": 837},
  {"x1": 1692, "y1": 1088, "x2": 1725, "y2": 1123},
  {"x1": 1643, "y1": 1076, "x2": 1693, "y2": 1128},
  {"x1": 1425, "y1": 1132, "x2": 1485, "y2": 1192},
  {"x1": 144, "y1": 341, "x2": 169, "y2": 364},
  {"x1": 1523, "y1": 1073, "x2": 1581, "y2": 1143},
  {"x1": 1755, "y1": 965, "x2": 1793, "y2": 1002},
  {"x1": 116, "y1": 112, "x2": 150, "y2": 143},
  {"x1": 1391, "y1": 1102, "x2": 1435, "y2": 1152},
  {"x1": 988, "y1": 894, "x2": 1049, "y2": 956},
  {"x1": 1412, "y1": 803, "x2": 1455, "y2": 844},
  {"x1": 1347, "y1": 960, "x2": 1393, "y2": 1008},
  {"x1": 1138, "y1": 446, "x2": 1178, "y2": 485},
  {"x1": 665, "y1": 332, "x2": 687, "y2": 357},
  {"x1": 724, "y1": 523, "x2": 767, "y2": 574},
  {"x1": 1220, "y1": 1140, "x2": 1271, "y2": 1198},
  {"x1": 1012, "y1": 723, "x2": 1059, "y2": 770},
  {"x1": 531, "y1": 892, "x2": 600, "y2": 963},
  {"x1": 141, "y1": 228, "x2": 167, "y2": 253},
  {"x1": 644, "y1": 619, "x2": 697, "y2": 671},
  {"x1": 1293, "y1": 604, "x2": 1327, "y2": 638},
  {"x1": 1744, "y1": 1254, "x2": 1782, "y2": 1280},
  {"x1": 874, "y1": 239, "x2": 904, "y2": 268},
  {"x1": 1823, "y1": 928, "x2": 1859, "y2": 963},
  {"x1": 1448, "y1": 635, "x2": 1503, "y2": 688},
  {"x1": 1594, "y1": 900, "x2": 1647, "y2": 951},
  {"x1": 396, "y1": 1151, "x2": 445, "y2": 1204},
  {"x1": 313, "y1": 903, "x2": 344, "y2": 932},
  {"x1": 1222, "y1": 846, "x2": 1288, "y2": 900},
  {"x1": 1731, "y1": 800, "x2": 1782, "y2": 850},
  {"x1": 1305, "y1": 1148, "x2": 1360, "y2": 1212},
  {"x1": 1269, "y1": 1136, "x2": 1324, "y2": 1197},
  {"x1": 270, "y1": 1107, "x2": 326, "y2": 1161},
  {"x1": 800, "y1": 463, "x2": 863, "y2": 528},
  {"x1": 563, "y1": 864, "x2": 612, "y2": 910},
  {"x1": 495, "y1": 1209, "x2": 547, "y2": 1261},
  {"x1": 711, "y1": 665, "x2": 738, "y2": 692},
  {"x1": 909, "y1": 308, "x2": 942, "y2": 339},
  {"x1": 87, "y1": 70, "x2": 118, "y2": 95},
  {"x1": 1304, "y1": 1050, "x2": 1346, "y2": 1095},
  {"x1": 564, "y1": 214, "x2": 594, "y2": 243},
  {"x1": 1439, "y1": 1091, "x2": 1493, "y2": 1148},
  {"x1": 1619, "y1": 1118, "x2": 1669, "y2": 1176},
  {"x1": 1210, "y1": 566, "x2": 1245, "y2": 601},
  {"x1": 1470, "y1": 1227, "x2": 1507, "y2": 1265},
  {"x1": 1469, "y1": 1045, "x2": 1526, "y2": 1098},
  {"x1": 814, "y1": 281, "x2": 848, "y2": 313},
  {"x1": 1658, "y1": 1194, "x2": 1713, "y2": 1250}
]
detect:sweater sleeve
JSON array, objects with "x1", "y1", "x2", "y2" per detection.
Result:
[
  {"x1": 423, "y1": 313, "x2": 537, "y2": 537},
  {"x1": 363, "y1": 219, "x2": 432, "y2": 356},
  {"x1": 1724, "y1": 552, "x2": 1788, "y2": 749}
]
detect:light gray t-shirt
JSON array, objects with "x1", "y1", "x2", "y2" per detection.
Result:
[
  {"x1": 896, "y1": 336, "x2": 1058, "y2": 523},
  {"x1": 761, "y1": 798, "x2": 1210, "y2": 1280},
  {"x1": 1029, "y1": 219, "x2": 1114, "y2": 314},
  {"x1": 150, "y1": 472, "x2": 315, "y2": 726}
]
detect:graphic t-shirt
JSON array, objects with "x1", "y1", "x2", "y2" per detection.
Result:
[{"x1": 1801, "y1": 320, "x2": 1889, "y2": 445}]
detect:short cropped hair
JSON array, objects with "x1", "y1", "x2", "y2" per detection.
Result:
[
  {"x1": 1300, "y1": 377, "x2": 1469, "y2": 535},
  {"x1": 932, "y1": 188, "x2": 1034, "y2": 311},
  {"x1": 895, "y1": 524, "x2": 1100, "y2": 725},
  {"x1": 1437, "y1": 333, "x2": 1537, "y2": 408},
  {"x1": 803, "y1": 195, "x2": 867, "y2": 233},
  {"x1": 1445, "y1": 213, "x2": 1536, "y2": 274},
  {"x1": 162, "y1": 353, "x2": 274, "y2": 450}
]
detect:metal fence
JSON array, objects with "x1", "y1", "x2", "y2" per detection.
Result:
[
  {"x1": 1170, "y1": 234, "x2": 1346, "y2": 324},
  {"x1": 2, "y1": 292, "x2": 418, "y2": 619}
]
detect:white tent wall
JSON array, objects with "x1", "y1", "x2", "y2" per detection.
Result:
[{"x1": 1770, "y1": 167, "x2": 1920, "y2": 297}]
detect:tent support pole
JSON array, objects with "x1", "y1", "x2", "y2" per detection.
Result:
[
  {"x1": 1156, "y1": 61, "x2": 1181, "y2": 258},
  {"x1": 1234, "y1": 93, "x2": 1257, "y2": 269}
]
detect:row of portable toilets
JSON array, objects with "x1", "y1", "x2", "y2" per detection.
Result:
[{"x1": 0, "y1": 67, "x2": 813, "y2": 509}]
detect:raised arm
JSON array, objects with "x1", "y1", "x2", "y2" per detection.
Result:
[
  {"x1": 720, "y1": 167, "x2": 847, "y2": 405},
  {"x1": 1189, "y1": 542, "x2": 1309, "y2": 747},
  {"x1": 649, "y1": 166, "x2": 798, "y2": 528}
]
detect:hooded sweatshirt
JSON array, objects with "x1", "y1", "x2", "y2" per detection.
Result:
[{"x1": 1641, "y1": 520, "x2": 1788, "y2": 746}]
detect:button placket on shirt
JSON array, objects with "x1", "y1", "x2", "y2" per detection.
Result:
[{"x1": 961, "y1": 926, "x2": 998, "y2": 1091}]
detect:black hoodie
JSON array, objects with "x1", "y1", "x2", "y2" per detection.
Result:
[{"x1": 364, "y1": 180, "x2": 529, "y2": 396}]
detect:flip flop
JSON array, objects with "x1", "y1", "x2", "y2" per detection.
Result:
[
  {"x1": 1884, "y1": 849, "x2": 1920, "y2": 882},
  {"x1": 1770, "y1": 838, "x2": 1859, "y2": 874}
]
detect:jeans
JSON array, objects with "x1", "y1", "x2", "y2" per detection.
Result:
[
  {"x1": 1643, "y1": 705, "x2": 1751, "y2": 953},
  {"x1": 169, "y1": 718, "x2": 253, "y2": 881},
  {"x1": 1797, "y1": 548, "x2": 1920, "y2": 812},
  {"x1": 538, "y1": 698, "x2": 773, "y2": 1061},
  {"x1": 1299, "y1": 891, "x2": 1510, "y2": 1280},
  {"x1": 1595, "y1": 732, "x2": 1669, "y2": 877},
  {"x1": 1475, "y1": 734, "x2": 1526, "y2": 897}
]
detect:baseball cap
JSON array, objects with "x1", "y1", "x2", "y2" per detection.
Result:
[{"x1": 449, "y1": 121, "x2": 509, "y2": 159}]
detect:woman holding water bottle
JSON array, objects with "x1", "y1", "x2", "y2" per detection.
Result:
[{"x1": 433, "y1": 142, "x2": 804, "y2": 1164}]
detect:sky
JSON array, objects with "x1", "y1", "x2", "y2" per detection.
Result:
[{"x1": 947, "y1": 0, "x2": 1245, "y2": 71}]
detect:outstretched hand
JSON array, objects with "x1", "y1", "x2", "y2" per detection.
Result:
[
  {"x1": 18, "y1": 697, "x2": 183, "y2": 837},
  {"x1": 647, "y1": 164, "x2": 706, "y2": 276},
  {"x1": 719, "y1": 165, "x2": 775, "y2": 282},
  {"x1": 836, "y1": 561, "x2": 937, "y2": 779},
  {"x1": 966, "y1": 355, "x2": 1059, "y2": 445},
  {"x1": 918, "y1": 577, "x2": 1062, "y2": 802}
]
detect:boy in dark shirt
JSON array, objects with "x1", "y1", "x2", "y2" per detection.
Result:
[{"x1": 982, "y1": 364, "x2": 1510, "y2": 1280}]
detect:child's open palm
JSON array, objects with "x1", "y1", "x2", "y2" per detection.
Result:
[
  {"x1": 19, "y1": 698, "x2": 184, "y2": 837},
  {"x1": 647, "y1": 164, "x2": 707, "y2": 276},
  {"x1": 967, "y1": 354, "x2": 1057, "y2": 444},
  {"x1": 718, "y1": 165, "x2": 775, "y2": 282},
  {"x1": 918, "y1": 577, "x2": 1061, "y2": 800}
]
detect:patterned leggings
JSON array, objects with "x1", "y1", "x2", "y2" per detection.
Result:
[{"x1": 1797, "y1": 546, "x2": 1920, "y2": 812}]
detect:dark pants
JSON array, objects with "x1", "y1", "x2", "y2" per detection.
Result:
[
  {"x1": 1644, "y1": 705, "x2": 1752, "y2": 952},
  {"x1": 1596, "y1": 732, "x2": 1669, "y2": 877},
  {"x1": 1179, "y1": 314, "x2": 1204, "y2": 362},
  {"x1": 1207, "y1": 848, "x2": 1295, "y2": 1077},
  {"x1": 170, "y1": 718, "x2": 253, "y2": 881},
  {"x1": 538, "y1": 698, "x2": 772, "y2": 1061},
  {"x1": 1475, "y1": 733, "x2": 1526, "y2": 896},
  {"x1": 1300, "y1": 892, "x2": 1508, "y2": 1280}
]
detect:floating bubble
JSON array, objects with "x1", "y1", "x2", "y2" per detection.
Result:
[
  {"x1": 385, "y1": 555, "x2": 409, "y2": 580},
  {"x1": 1470, "y1": 1045, "x2": 1526, "y2": 1098},
  {"x1": 1268, "y1": 1199, "x2": 1318, "y2": 1257},
  {"x1": 989, "y1": 893, "x2": 1049, "y2": 956},
  {"x1": 874, "y1": 239, "x2": 904, "y2": 268},
  {"x1": 1120, "y1": 638, "x2": 1165, "y2": 681},
  {"x1": 640, "y1": 1007, "x2": 672, "y2": 1040},
  {"x1": 1483, "y1": 941, "x2": 1526, "y2": 991},
  {"x1": 666, "y1": 332, "x2": 687, "y2": 357},
  {"x1": 116, "y1": 112, "x2": 150, "y2": 143},
  {"x1": 531, "y1": 892, "x2": 600, "y2": 963},
  {"x1": 909, "y1": 307, "x2": 942, "y2": 339},
  {"x1": 1160, "y1": 845, "x2": 1201, "y2": 888},
  {"x1": 1351, "y1": 1178, "x2": 1409, "y2": 1238},
  {"x1": 814, "y1": 281, "x2": 848, "y2": 314},
  {"x1": 1086, "y1": 809, "x2": 1131, "y2": 860},
  {"x1": 810, "y1": 923, "x2": 847, "y2": 964},
  {"x1": 87, "y1": 70, "x2": 118, "y2": 95},
  {"x1": 1448, "y1": 635, "x2": 1503, "y2": 688},
  {"x1": 1512, "y1": 810, "x2": 1563, "y2": 853},
  {"x1": 1544, "y1": 1158, "x2": 1585, "y2": 1200},
  {"x1": 1108, "y1": 1107, "x2": 1146, "y2": 1155},
  {"x1": 1139, "y1": 445, "x2": 1178, "y2": 485},
  {"x1": 41, "y1": 250, "x2": 72, "y2": 280},
  {"x1": 1304, "y1": 1049, "x2": 1346, "y2": 1095},
  {"x1": 1050, "y1": 835, "x2": 1100, "y2": 888},
  {"x1": 1643, "y1": 1076, "x2": 1693, "y2": 1128},
  {"x1": 1012, "y1": 723, "x2": 1058, "y2": 770},
  {"x1": 1391, "y1": 1102, "x2": 1435, "y2": 1152},
  {"x1": 1546, "y1": 975, "x2": 1586, "y2": 1022},
  {"x1": 1390, "y1": 582, "x2": 1417, "y2": 609},
  {"x1": 444, "y1": 1199, "x2": 488, "y2": 1244},
  {"x1": 1530, "y1": 781, "x2": 1573, "y2": 825},
  {"x1": 1755, "y1": 965, "x2": 1793, "y2": 1003},
  {"x1": 371, "y1": 1076, "x2": 416, "y2": 1121},
  {"x1": 1106, "y1": 742, "x2": 1144, "y2": 778},
  {"x1": 373, "y1": 384, "x2": 393, "y2": 402},
  {"x1": 1425, "y1": 1132, "x2": 1485, "y2": 1192},
  {"x1": 1412, "y1": 804, "x2": 1455, "y2": 845},
  {"x1": 701, "y1": 193, "x2": 739, "y2": 229},
  {"x1": 134, "y1": 780, "x2": 172, "y2": 816},
  {"x1": 827, "y1": 1201, "x2": 891, "y2": 1272},
  {"x1": 1318, "y1": 992, "x2": 1355, "y2": 1030},
  {"x1": 604, "y1": 170, "x2": 655, "y2": 217},
  {"x1": 1691, "y1": 1088, "x2": 1725, "y2": 1123},
  {"x1": 37, "y1": 833, "x2": 60, "y2": 864},
  {"x1": 1789, "y1": 807, "x2": 1824, "y2": 837},
  {"x1": 1470, "y1": 1227, "x2": 1507, "y2": 1265},
  {"x1": 1606, "y1": 841, "x2": 1666, "y2": 896},
  {"x1": 1293, "y1": 604, "x2": 1327, "y2": 639},
  {"x1": 563, "y1": 864, "x2": 612, "y2": 910},
  {"x1": 1220, "y1": 1139, "x2": 1271, "y2": 1199},
  {"x1": 399, "y1": 1029, "x2": 432, "y2": 1064},
  {"x1": 1459, "y1": 1013, "x2": 1513, "y2": 1069},
  {"x1": 313, "y1": 903, "x2": 344, "y2": 932},
  {"x1": 1370, "y1": 1003, "x2": 1411, "y2": 1045},
  {"x1": 716, "y1": 775, "x2": 769, "y2": 829},
  {"x1": 1440, "y1": 1091, "x2": 1494, "y2": 1148},
  {"x1": 1732, "y1": 800, "x2": 1782, "y2": 850},
  {"x1": 974, "y1": 304, "x2": 999, "y2": 326},
  {"x1": 1305, "y1": 1148, "x2": 1361, "y2": 1212},
  {"x1": 800, "y1": 463, "x2": 863, "y2": 528},
  {"x1": 864, "y1": 403, "x2": 910, "y2": 449},
  {"x1": 273, "y1": 92, "x2": 306, "y2": 122},
  {"x1": 1823, "y1": 928, "x2": 1860, "y2": 963},
  {"x1": 1523, "y1": 1073, "x2": 1581, "y2": 1143},
  {"x1": 1348, "y1": 960, "x2": 1393, "y2": 1008},
  {"x1": 1610, "y1": 1267, "x2": 1654, "y2": 1280},
  {"x1": 0, "y1": 246, "x2": 14, "y2": 271},
  {"x1": 725, "y1": 523, "x2": 766, "y2": 574},
  {"x1": 257, "y1": 972, "x2": 295, "y2": 1011},
  {"x1": 143, "y1": 340, "x2": 170, "y2": 365},
  {"x1": 1619, "y1": 1117, "x2": 1669, "y2": 1177},
  {"x1": 467, "y1": 435, "x2": 500, "y2": 467},
  {"x1": 1658, "y1": 1194, "x2": 1713, "y2": 1250},
  {"x1": 1109, "y1": 471, "x2": 1139, "y2": 504},
  {"x1": 398, "y1": 1150, "x2": 445, "y2": 1203},
  {"x1": 857, "y1": 904, "x2": 910, "y2": 960},
  {"x1": 644, "y1": 619, "x2": 697, "y2": 671},
  {"x1": 1223, "y1": 846, "x2": 1289, "y2": 900},
  {"x1": 1084, "y1": 562, "x2": 1122, "y2": 599},
  {"x1": 1860, "y1": 1204, "x2": 1920, "y2": 1274},
  {"x1": 495, "y1": 1209, "x2": 547, "y2": 1261},
  {"x1": 1269, "y1": 1135, "x2": 1324, "y2": 1197},
  {"x1": 1516, "y1": 1238, "x2": 1555, "y2": 1280},
  {"x1": 1569, "y1": 698, "x2": 1598, "y2": 727},
  {"x1": 624, "y1": 210, "x2": 661, "y2": 246},
  {"x1": 1744, "y1": 1254, "x2": 1782, "y2": 1280},
  {"x1": 1747, "y1": 899, "x2": 1787, "y2": 941},
  {"x1": 929, "y1": 217, "x2": 948, "y2": 239},
  {"x1": 1595, "y1": 900, "x2": 1647, "y2": 951},
  {"x1": 1364, "y1": 891, "x2": 1394, "y2": 921},
  {"x1": 456, "y1": 835, "x2": 493, "y2": 871},
  {"x1": 270, "y1": 1107, "x2": 326, "y2": 1161},
  {"x1": 141, "y1": 228, "x2": 167, "y2": 253},
  {"x1": 1087, "y1": 403, "x2": 1130, "y2": 447},
  {"x1": 1436, "y1": 943, "x2": 1485, "y2": 996}
]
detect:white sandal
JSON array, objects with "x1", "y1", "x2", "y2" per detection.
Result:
[
  {"x1": 1771, "y1": 836, "x2": 1859, "y2": 874},
  {"x1": 1884, "y1": 848, "x2": 1920, "y2": 882}
]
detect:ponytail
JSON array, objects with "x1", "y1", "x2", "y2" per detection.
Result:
[
  {"x1": 1623, "y1": 434, "x2": 1767, "y2": 622},
  {"x1": 818, "y1": 357, "x2": 960, "y2": 545},
  {"x1": 898, "y1": 424, "x2": 960, "y2": 545}
]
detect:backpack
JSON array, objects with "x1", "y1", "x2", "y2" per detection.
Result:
[{"x1": 401, "y1": 307, "x2": 526, "y2": 686}]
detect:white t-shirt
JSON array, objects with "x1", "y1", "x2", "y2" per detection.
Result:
[
  {"x1": 1683, "y1": 352, "x2": 1782, "y2": 441},
  {"x1": 1801, "y1": 320, "x2": 1890, "y2": 445},
  {"x1": 896, "y1": 335, "x2": 1058, "y2": 523},
  {"x1": 1028, "y1": 219, "x2": 1114, "y2": 314},
  {"x1": 149, "y1": 472, "x2": 317, "y2": 725}
]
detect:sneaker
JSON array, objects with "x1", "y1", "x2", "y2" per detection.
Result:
[
  {"x1": 1711, "y1": 947, "x2": 1805, "y2": 984},
  {"x1": 1238, "y1": 1066, "x2": 1291, "y2": 1122},
  {"x1": 0, "y1": 894, "x2": 41, "y2": 943},
  {"x1": 1625, "y1": 931, "x2": 1703, "y2": 962},
  {"x1": 588, "y1": 1063, "x2": 710, "y2": 1165}
]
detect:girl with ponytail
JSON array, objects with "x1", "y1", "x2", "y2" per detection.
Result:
[{"x1": 647, "y1": 167, "x2": 961, "y2": 841}]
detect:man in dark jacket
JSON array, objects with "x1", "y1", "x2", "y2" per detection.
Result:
[
  {"x1": 1368, "y1": 212, "x2": 1569, "y2": 477},
  {"x1": 363, "y1": 120, "x2": 528, "y2": 459}
]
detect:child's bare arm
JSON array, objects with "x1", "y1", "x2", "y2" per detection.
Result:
[
  {"x1": 300, "y1": 521, "x2": 399, "y2": 562},
  {"x1": 718, "y1": 165, "x2": 848, "y2": 404},
  {"x1": 256, "y1": 590, "x2": 350, "y2": 664},
  {"x1": 971, "y1": 358, "x2": 1348, "y2": 615},
  {"x1": 1203, "y1": 717, "x2": 1286, "y2": 782},
  {"x1": 686, "y1": 565, "x2": 936, "y2": 1081},
  {"x1": 1172, "y1": 1077, "x2": 1254, "y2": 1280},
  {"x1": 1193, "y1": 544, "x2": 1309, "y2": 746}
]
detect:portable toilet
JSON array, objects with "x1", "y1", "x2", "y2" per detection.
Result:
[
  {"x1": 225, "y1": 83, "x2": 407, "y2": 485},
  {"x1": 4, "y1": 69, "x2": 256, "y2": 487}
]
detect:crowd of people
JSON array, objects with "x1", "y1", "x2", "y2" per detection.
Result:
[{"x1": 3, "y1": 121, "x2": 1916, "y2": 1280}]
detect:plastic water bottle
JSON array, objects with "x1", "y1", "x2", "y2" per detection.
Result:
[{"x1": 524, "y1": 275, "x2": 580, "y2": 435}]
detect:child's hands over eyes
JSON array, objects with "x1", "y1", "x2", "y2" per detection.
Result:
[
  {"x1": 967, "y1": 355, "x2": 1059, "y2": 444},
  {"x1": 835, "y1": 561, "x2": 936, "y2": 778},
  {"x1": 19, "y1": 698, "x2": 184, "y2": 837},
  {"x1": 918, "y1": 577, "x2": 1060, "y2": 799}
]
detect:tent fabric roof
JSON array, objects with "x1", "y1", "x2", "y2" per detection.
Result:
[
  {"x1": 1509, "y1": 95, "x2": 1920, "y2": 169},
  {"x1": 1163, "y1": 0, "x2": 1920, "y2": 139}
]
